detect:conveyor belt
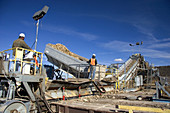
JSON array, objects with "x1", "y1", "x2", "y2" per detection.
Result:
[{"x1": 118, "y1": 54, "x2": 140, "y2": 82}]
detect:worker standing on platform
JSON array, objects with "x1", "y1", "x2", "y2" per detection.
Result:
[
  {"x1": 88, "y1": 54, "x2": 97, "y2": 80},
  {"x1": 12, "y1": 33, "x2": 32, "y2": 56},
  {"x1": 12, "y1": 33, "x2": 32, "y2": 71}
]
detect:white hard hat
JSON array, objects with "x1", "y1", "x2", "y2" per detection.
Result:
[
  {"x1": 19, "y1": 33, "x2": 25, "y2": 37},
  {"x1": 93, "y1": 54, "x2": 96, "y2": 56}
]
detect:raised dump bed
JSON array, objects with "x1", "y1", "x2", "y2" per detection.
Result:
[{"x1": 44, "y1": 44, "x2": 88, "y2": 77}]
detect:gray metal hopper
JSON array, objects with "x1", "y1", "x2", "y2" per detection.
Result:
[{"x1": 44, "y1": 44, "x2": 89, "y2": 77}]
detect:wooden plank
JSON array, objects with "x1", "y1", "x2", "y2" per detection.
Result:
[{"x1": 118, "y1": 105, "x2": 170, "y2": 113}]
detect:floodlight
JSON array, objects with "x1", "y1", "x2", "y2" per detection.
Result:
[
  {"x1": 136, "y1": 42, "x2": 140, "y2": 45},
  {"x1": 129, "y1": 44, "x2": 134, "y2": 46},
  {"x1": 33, "y1": 5, "x2": 49, "y2": 21}
]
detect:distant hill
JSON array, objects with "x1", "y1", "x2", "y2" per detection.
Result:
[{"x1": 155, "y1": 66, "x2": 170, "y2": 77}]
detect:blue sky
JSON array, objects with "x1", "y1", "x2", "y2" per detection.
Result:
[{"x1": 0, "y1": 0, "x2": 170, "y2": 66}]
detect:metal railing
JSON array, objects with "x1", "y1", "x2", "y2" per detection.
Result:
[
  {"x1": 0, "y1": 47, "x2": 43, "y2": 75},
  {"x1": 57, "y1": 64, "x2": 106, "y2": 81}
]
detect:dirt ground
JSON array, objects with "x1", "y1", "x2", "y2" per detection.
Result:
[{"x1": 56, "y1": 88, "x2": 170, "y2": 110}]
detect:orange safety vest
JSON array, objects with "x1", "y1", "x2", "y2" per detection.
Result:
[{"x1": 90, "y1": 58, "x2": 96, "y2": 66}]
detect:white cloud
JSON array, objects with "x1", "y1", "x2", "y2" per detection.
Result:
[
  {"x1": 140, "y1": 48, "x2": 170, "y2": 59},
  {"x1": 21, "y1": 20, "x2": 98, "y2": 41},
  {"x1": 102, "y1": 40, "x2": 131, "y2": 51},
  {"x1": 148, "y1": 42, "x2": 170, "y2": 49},
  {"x1": 162, "y1": 38, "x2": 170, "y2": 42},
  {"x1": 114, "y1": 58, "x2": 123, "y2": 62},
  {"x1": 43, "y1": 24, "x2": 98, "y2": 41},
  {"x1": 21, "y1": 21, "x2": 33, "y2": 27}
]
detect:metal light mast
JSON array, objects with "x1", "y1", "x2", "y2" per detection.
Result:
[{"x1": 33, "y1": 5, "x2": 49, "y2": 51}]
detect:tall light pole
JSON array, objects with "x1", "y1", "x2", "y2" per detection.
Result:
[{"x1": 33, "y1": 5, "x2": 49, "y2": 51}]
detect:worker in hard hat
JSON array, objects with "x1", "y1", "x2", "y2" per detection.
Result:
[
  {"x1": 87, "y1": 54, "x2": 97, "y2": 80},
  {"x1": 12, "y1": 33, "x2": 32, "y2": 56},
  {"x1": 12, "y1": 33, "x2": 32, "y2": 71}
]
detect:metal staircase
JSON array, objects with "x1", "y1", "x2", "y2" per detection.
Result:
[{"x1": 34, "y1": 85, "x2": 53, "y2": 113}]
